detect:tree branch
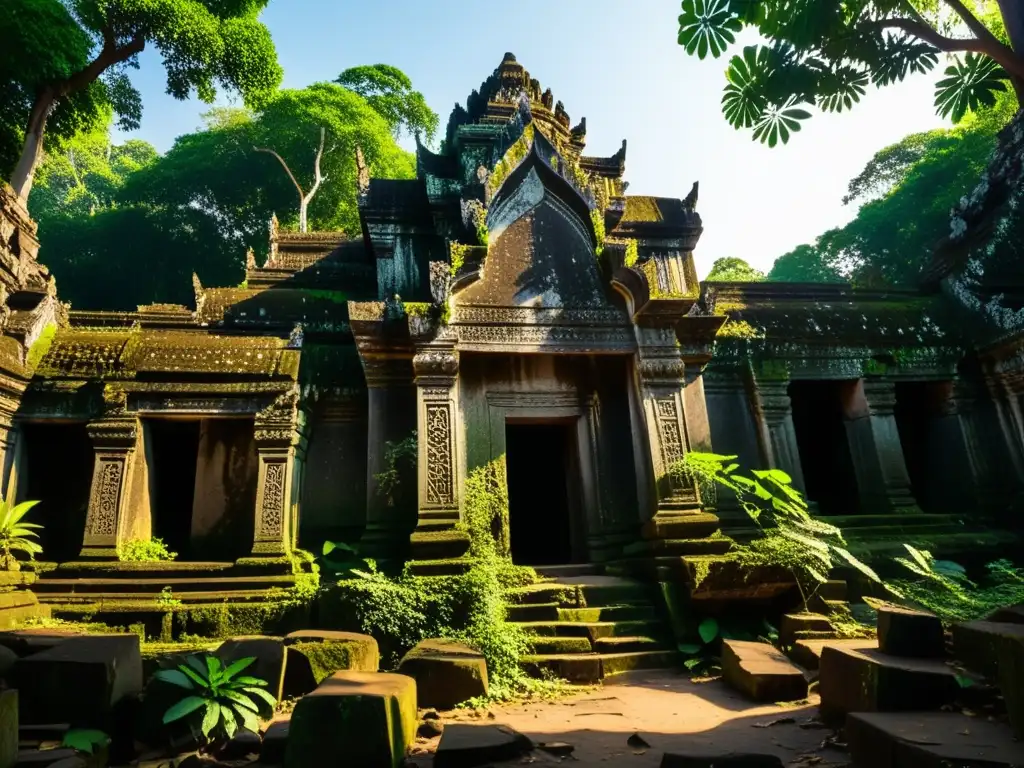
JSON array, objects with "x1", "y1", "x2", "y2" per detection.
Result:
[
  {"x1": 303, "y1": 127, "x2": 327, "y2": 205},
  {"x1": 253, "y1": 145, "x2": 305, "y2": 200},
  {"x1": 944, "y1": 0, "x2": 1005, "y2": 47},
  {"x1": 880, "y1": 15, "x2": 1024, "y2": 80}
]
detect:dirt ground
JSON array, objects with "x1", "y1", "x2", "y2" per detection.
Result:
[{"x1": 407, "y1": 670, "x2": 851, "y2": 767}]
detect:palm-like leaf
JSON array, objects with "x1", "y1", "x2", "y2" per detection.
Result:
[
  {"x1": 723, "y1": 46, "x2": 771, "y2": 128},
  {"x1": 678, "y1": 0, "x2": 742, "y2": 60},
  {"x1": 935, "y1": 52, "x2": 1007, "y2": 124},
  {"x1": 752, "y1": 96, "x2": 812, "y2": 147},
  {"x1": 0, "y1": 496, "x2": 43, "y2": 565},
  {"x1": 817, "y1": 66, "x2": 869, "y2": 112}
]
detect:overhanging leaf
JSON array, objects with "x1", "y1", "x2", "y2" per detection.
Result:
[
  {"x1": 162, "y1": 695, "x2": 207, "y2": 724},
  {"x1": 698, "y1": 617, "x2": 720, "y2": 644},
  {"x1": 678, "y1": 0, "x2": 743, "y2": 60},
  {"x1": 934, "y1": 53, "x2": 1007, "y2": 124}
]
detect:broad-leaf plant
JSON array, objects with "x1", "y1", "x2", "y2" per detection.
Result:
[{"x1": 0, "y1": 495, "x2": 42, "y2": 571}]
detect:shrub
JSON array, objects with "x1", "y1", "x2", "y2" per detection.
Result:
[
  {"x1": 0, "y1": 495, "x2": 42, "y2": 570},
  {"x1": 118, "y1": 538, "x2": 177, "y2": 562}
]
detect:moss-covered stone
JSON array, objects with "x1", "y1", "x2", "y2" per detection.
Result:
[
  {"x1": 952, "y1": 620, "x2": 1024, "y2": 679},
  {"x1": 285, "y1": 671, "x2": 417, "y2": 768},
  {"x1": 397, "y1": 639, "x2": 488, "y2": 710},
  {"x1": 282, "y1": 630, "x2": 379, "y2": 697}
]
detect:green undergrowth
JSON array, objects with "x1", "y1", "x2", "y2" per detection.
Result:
[{"x1": 117, "y1": 538, "x2": 177, "y2": 562}]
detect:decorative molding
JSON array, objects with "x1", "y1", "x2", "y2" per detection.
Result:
[
  {"x1": 258, "y1": 461, "x2": 286, "y2": 538},
  {"x1": 454, "y1": 323, "x2": 633, "y2": 352},
  {"x1": 86, "y1": 459, "x2": 123, "y2": 537},
  {"x1": 486, "y1": 391, "x2": 581, "y2": 408},
  {"x1": 863, "y1": 379, "x2": 897, "y2": 417},
  {"x1": 637, "y1": 356, "x2": 686, "y2": 386}
]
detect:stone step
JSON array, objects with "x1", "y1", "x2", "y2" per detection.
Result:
[
  {"x1": 409, "y1": 531, "x2": 471, "y2": 561},
  {"x1": 818, "y1": 644, "x2": 963, "y2": 720},
  {"x1": 952, "y1": 620, "x2": 1024, "y2": 679},
  {"x1": 526, "y1": 636, "x2": 593, "y2": 655},
  {"x1": 38, "y1": 588, "x2": 285, "y2": 605},
  {"x1": 641, "y1": 513, "x2": 722, "y2": 540},
  {"x1": 532, "y1": 564, "x2": 603, "y2": 578},
  {"x1": 31, "y1": 575, "x2": 298, "y2": 593},
  {"x1": 558, "y1": 604, "x2": 656, "y2": 623},
  {"x1": 623, "y1": 537, "x2": 735, "y2": 558},
  {"x1": 514, "y1": 620, "x2": 663, "y2": 641},
  {"x1": 787, "y1": 638, "x2": 875, "y2": 671},
  {"x1": 779, "y1": 613, "x2": 834, "y2": 647},
  {"x1": 505, "y1": 581, "x2": 652, "y2": 608},
  {"x1": 521, "y1": 650, "x2": 677, "y2": 683},
  {"x1": 845, "y1": 711, "x2": 1024, "y2": 768},
  {"x1": 404, "y1": 558, "x2": 473, "y2": 577},
  {"x1": 721, "y1": 639, "x2": 809, "y2": 703},
  {"x1": 506, "y1": 603, "x2": 560, "y2": 623},
  {"x1": 593, "y1": 635, "x2": 664, "y2": 654},
  {"x1": 504, "y1": 584, "x2": 582, "y2": 606}
]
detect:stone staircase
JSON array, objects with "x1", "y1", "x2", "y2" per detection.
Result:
[{"x1": 505, "y1": 564, "x2": 678, "y2": 683}]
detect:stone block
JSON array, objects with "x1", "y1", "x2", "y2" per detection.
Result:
[
  {"x1": 12, "y1": 750, "x2": 81, "y2": 768},
  {"x1": 846, "y1": 711, "x2": 1024, "y2": 768},
  {"x1": 998, "y1": 636, "x2": 1024, "y2": 739},
  {"x1": 787, "y1": 638, "x2": 875, "y2": 672},
  {"x1": 260, "y1": 719, "x2": 289, "y2": 764},
  {"x1": 0, "y1": 630, "x2": 77, "y2": 658},
  {"x1": 660, "y1": 754, "x2": 784, "y2": 768},
  {"x1": 952, "y1": 620, "x2": 1024, "y2": 678},
  {"x1": 12, "y1": 635, "x2": 143, "y2": 728},
  {"x1": 282, "y1": 630, "x2": 379, "y2": 697},
  {"x1": 818, "y1": 645, "x2": 959, "y2": 718},
  {"x1": 284, "y1": 671, "x2": 416, "y2": 768},
  {"x1": 216, "y1": 636, "x2": 286, "y2": 701},
  {"x1": 877, "y1": 605, "x2": 944, "y2": 658},
  {"x1": 434, "y1": 724, "x2": 533, "y2": 768},
  {"x1": 987, "y1": 603, "x2": 1024, "y2": 625},
  {"x1": 0, "y1": 690, "x2": 16, "y2": 768},
  {"x1": 721, "y1": 640, "x2": 808, "y2": 703},
  {"x1": 0, "y1": 646, "x2": 16, "y2": 681},
  {"x1": 397, "y1": 639, "x2": 488, "y2": 710},
  {"x1": 779, "y1": 613, "x2": 832, "y2": 648}
]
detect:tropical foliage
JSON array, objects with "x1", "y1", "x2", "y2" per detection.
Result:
[
  {"x1": 0, "y1": 0, "x2": 282, "y2": 202},
  {"x1": 117, "y1": 538, "x2": 177, "y2": 562},
  {"x1": 336, "y1": 64, "x2": 439, "y2": 142},
  {"x1": 768, "y1": 91, "x2": 1018, "y2": 285},
  {"x1": 154, "y1": 654, "x2": 276, "y2": 742},
  {"x1": 676, "y1": 0, "x2": 1022, "y2": 146},
  {"x1": 676, "y1": 452, "x2": 886, "y2": 609},
  {"x1": 0, "y1": 495, "x2": 42, "y2": 570},
  {"x1": 705, "y1": 256, "x2": 766, "y2": 282}
]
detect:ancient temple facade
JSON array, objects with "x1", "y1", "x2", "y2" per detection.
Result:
[{"x1": 0, "y1": 54, "x2": 1020, "y2": 600}]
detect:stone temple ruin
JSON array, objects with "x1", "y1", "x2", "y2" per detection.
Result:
[{"x1": 0, "y1": 53, "x2": 1021, "y2": 641}]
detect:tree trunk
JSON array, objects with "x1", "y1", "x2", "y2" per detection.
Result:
[
  {"x1": 998, "y1": 0, "x2": 1024, "y2": 56},
  {"x1": 298, "y1": 199, "x2": 308, "y2": 233},
  {"x1": 11, "y1": 91, "x2": 55, "y2": 202}
]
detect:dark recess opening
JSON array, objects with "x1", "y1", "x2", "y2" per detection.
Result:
[
  {"x1": 894, "y1": 381, "x2": 937, "y2": 513},
  {"x1": 147, "y1": 420, "x2": 200, "y2": 559},
  {"x1": 505, "y1": 422, "x2": 577, "y2": 565},
  {"x1": 21, "y1": 422, "x2": 94, "y2": 562},
  {"x1": 788, "y1": 380, "x2": 860, "y2": 515}
]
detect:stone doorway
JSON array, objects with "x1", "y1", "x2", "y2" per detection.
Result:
[
  {"x1": 505, "y1": 421, "x2": 585, "y2": 565},
  {"x1": 145, "y1": 418, "x2": 258, "y2": 561},
  {"x1": 788, "y1": 380, "x2": 860, "y2": 515},
  {"x1": 17, "y1": 422, "x2": 94, "y2": 563}
]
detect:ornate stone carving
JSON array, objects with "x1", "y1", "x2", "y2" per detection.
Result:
[
  {"x1": 413, "y1": 349, "x2": 459, "y2": 380},
  {"x1": 863, "y1": 380, "x2": 897, "y2": 417},
  {"x1": 425, "y1": 403, "x2": 454, "y2": 506},
  {"x1": 455, "y1": 323, "x2": 633, "y2": 350},
  {"x1": 638, "y1": 357, "x2": 686, "y2": 385},
  {"x1": 259, "y1": 461, "x2": 286, "y2": 536},
  {"x1": 655, "y1": 397, "x2": 685, "y2": 468},
  {"x1": 429, "y1": 261, "x2": 452, "y2": 306},
  {"x1": 88, "y1": 460, "x2": 122, "y2": 536}
]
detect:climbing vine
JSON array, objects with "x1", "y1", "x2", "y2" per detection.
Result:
[{"x1": 374, "y1": 434, "x2": 417, "y2": 508}]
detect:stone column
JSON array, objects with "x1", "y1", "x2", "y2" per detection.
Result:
[
  {"x1": 923, "y1": 380, "x2": 984, "y2": 514},
  {"x1": 360, "y1": 358, "x2": 417, "y2": 560},
  {"x1": 409, "y1": 344, "x2": 469, "y2": 564},
  {"x1": 842, "y1": 379, "x2": 918, "y2": 514},
  {"x1": 0, "y1": 419, "x2": 20, "y2": 502},
  {"x1": 251, "y1": 390, "x2": 306, "y2": 557},
  {"x1": 80, "y1": 418, "x2": 151, "y2": 559},
  {"x1": 751, "y1": 378, "x2": 807, "y2": 493},
  {"x1": 633, "y1": 350, "x2": 706, "y2": 542}
]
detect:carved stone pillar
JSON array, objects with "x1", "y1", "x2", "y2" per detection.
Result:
[
  {"x1": 81, "y1": 417, "x2": 151, "y2": 559},
  {"x1": 843, "y1": 379, "x2": 918, "y2": 514},
  {"x1": 360, "y1": 358, "x2": 416, "y2": 560},
  {"x1": 633, "y1": 349, "x2": 708, "y2": 542},
  {"x1": 752, "y1": 378, "x2": 807, "y2": 493},
  {"x1": 0, "y1": 416, "x2": 19, "y2": 501},
  {"x1": 407, "y1": 344, "x2": 469, "y2": 565},
  {"x1": 949, "y1": 379, "x2": 1009, "y2": 518},
  {"x1": 251, "y1": 390, "x2": 306, "y2": 557}
]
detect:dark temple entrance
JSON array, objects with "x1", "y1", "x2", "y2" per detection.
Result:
[
  {"x1": 505, "y1": 422, "x2": 581, "y2": 565},
  {"x1": 147, "y1": 419, "x2": 201, "y2": 559}
]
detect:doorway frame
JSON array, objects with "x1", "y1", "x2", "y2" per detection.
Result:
[{"x1": 484, "y1": 391, "x2": 600, "y2": 563}]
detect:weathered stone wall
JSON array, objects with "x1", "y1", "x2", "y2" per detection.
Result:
[{"x1": 191, "y1": 419, "x2": 259, "y2": 559}]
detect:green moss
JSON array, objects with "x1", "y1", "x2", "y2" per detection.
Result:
[
  {"x1": 403, "y1": 302, "x2": 432, "y2": 318},
  {"x1": 289, "y1": 639, "x2": 378, "y2": 682},
  {"x1": 716, "y1": 320, "x2": 765, "y2": 339},
  {"x1": 450, "y1": 243, "x2": 468, "y2": 276},
  {"x1": 302, "y1": 289, "x2": 349, "y2": 305},
  {"x1": 487, "y1": 125, "x2": 535, "y2": 199},
  {"x1": 26, "y1": 323, "x2": 57, "y2": 370},
  {"x1": 118, "y1": 538, "x2": 177, "y2": 562},
  {"x1": 461, "y1": 456, "x2": 510, "y2": 560},
  {"x1": 590, "y1": 209, "x2": 606, "y2": 256},
  {"x1": 624, "y1": 239, "x2": 639, "y2": 268}
]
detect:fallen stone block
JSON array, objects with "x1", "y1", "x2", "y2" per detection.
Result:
[
  {"x1": 397, "y1": 639, "x2": 488, "y2": 710},
  {"x1": 12, "y1": 750, "x2": 81, "y2": 768},
  {"x1": 260, "y1": 719, "x2": 288, "y2": 765},
  {"x1": 661, "y1": 753, "x2": 784, "y2": 768},
  {"x1": 998, "y1": 635, "x2": 1024, "y2": 739},
  {"x1": 952, "y1": 620, "x2": 1024, "y2": 678},
  {"x1": 877, "y1": 605, "x2": 944, "y2": 658},
  {"x1": 284, "y1": 671, "x2": 416, "y2": 768},
  {"x1": 282, "y1": 630, "x2": 379, "y2": 697},
  {"x1": 433, "y1": 724, "x2": 533, "y2": 768},
  {"x1": 779, "y1": 613, "x2": 832, "y2": 648},
  {"x1": 12, "y1": 635, "x2": 142, "y2": 728},
  {"x1": 721, "y1": 639, "x2": 808, "y2": 703},
  {"x1": 818, "y1": 645, "x2": 959, "y2": 718},
  {"x1": 216, "y1": 636, "x2": 286, "y2": 701},
  {"x1": 846, "y1": 711, "x2": 1024, "y2": 768},
  {"x1": 0, "y1": 690, "x2": 16, "y2": 768},
  {"x1": 788, "y1": 638, "x2": 874, "y2": 671},
  {"x1": 0, "y1": 630, "x2": 78, "y2": 658}
]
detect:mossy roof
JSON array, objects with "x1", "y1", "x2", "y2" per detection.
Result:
[
  {"x1": 199, "y1": 287, "x2": 352, "y2": 329},
  {"x1": 706, "y1": 282, "x2": 967, "y2": 347}
]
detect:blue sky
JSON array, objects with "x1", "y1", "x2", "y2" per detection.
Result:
[{"x1": 114, "y1": 0, "x2": 950, "y2": 277}]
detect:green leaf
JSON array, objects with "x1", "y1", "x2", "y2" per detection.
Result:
[
  {"x1": 698, "y1": 617, "x2": 720, "y2": 644},
  {"x1": 200, "y1": 701, "x2": 220, "y2": 737},
  {"x1": 232, "y1": 703, "x2": 260, "y2": 734},
  {"x1": 683, "y1": 657, "x2": 703, "y2": 670},
  {"x1": 678, "y1": 0, "x2": 742, "y2": 60},
  {"x1": 178, "y1": 664, "x2": 210, "y2": 689},
  {"x1": 934, "y1": 53, "x2": 1007, "y2": 124},
  {"x1": 61, "y1": 729, "x2": 109, "y2": 755},
  {"x1": 153, "y1": 669, "x2": 195, "y2": 689},
  {"x1": 678, "y1": 643, "x2": 703, "y2": 655},
  {"x1": 220, "y1": 689, "x2": 258, "y2": 712},
  {"x1": 832, "y1": 546, "x2": 882, "y2": 584},
  {"x1": 220, "y1": 656, "x2": 256, "y2": 682},
  {"x1": 222, "y1": 705, "x2": 238, "y2": 739},
  {"x1": 163, "y1": 695, "x2": 207, "y2": 724},
  {"x1": 955, "y1": 674, "x2": 974, "y2": 689},
  {"x1": 243, "y1": 686, "x2": 278, "y2": 709}
]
